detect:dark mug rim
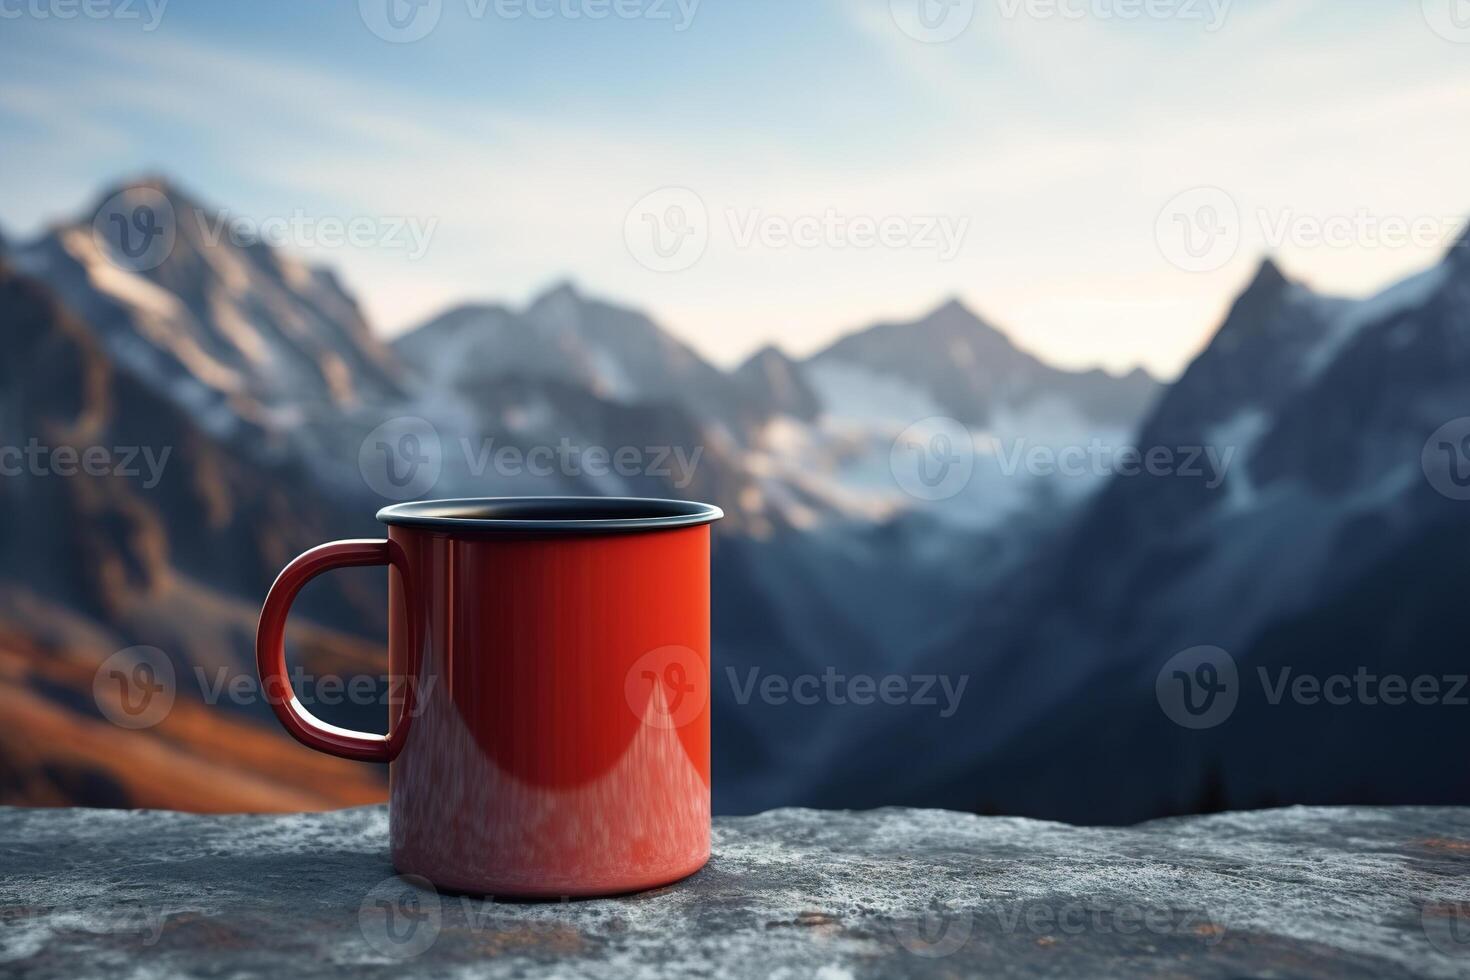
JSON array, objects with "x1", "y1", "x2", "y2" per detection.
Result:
[{"x1": 377, "y1": 496, "x2": 724, "y2": 533}]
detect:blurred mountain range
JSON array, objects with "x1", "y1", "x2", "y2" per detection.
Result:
[{"x1": 1, "y1": 177, "x2": 1466, "y2": 820}]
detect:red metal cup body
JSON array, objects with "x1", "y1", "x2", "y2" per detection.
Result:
[
  {"x1": 255, "y1": 498, "x2": 719, "y2": 898},
  {"x1": 387, "y1": 522, "x2": 712, "y2": 896}
]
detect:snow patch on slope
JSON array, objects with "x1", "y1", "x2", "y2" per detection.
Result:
[
  {"x1": 1301, "y1": 264, "x2": 1449, "y2": 379},
  {"x1": 1209, "y1": 408, "x2": 1270, "y2": 513},
  {"x1": 749, "y1": 380, "x2": 1127, "y2": 532},
  {"x1": 807, "y1": 360, "x2": 947, "y2": 427}
]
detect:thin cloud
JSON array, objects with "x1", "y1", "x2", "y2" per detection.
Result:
[{"x1": 3, "y1": 7, "x2": 1467, "y2": 377}]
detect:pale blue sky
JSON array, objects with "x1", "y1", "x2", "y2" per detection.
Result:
[{"x1": 2, "y1": 0, "x2": 1467, "y2": 377}]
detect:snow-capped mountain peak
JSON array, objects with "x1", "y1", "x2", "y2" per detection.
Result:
[
  {"x1": 15, "y1": 177, "x2": 406, "y2": 438},
  {"x1": 806, "y1": 296, "x2": 1157, "y2": 430}
]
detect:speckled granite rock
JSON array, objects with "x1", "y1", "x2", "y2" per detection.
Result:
[{"x1": 3, "y1": 805, "x2": 1470, "y2": 978}]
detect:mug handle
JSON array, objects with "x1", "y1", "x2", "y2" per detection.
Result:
[{"x1": 256, "y1": 539, "x2": 417, "y2": 763}]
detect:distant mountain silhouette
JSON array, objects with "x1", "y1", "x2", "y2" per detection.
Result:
[
  {"x1": 0, "y1": 251, "x2": 386, "y2": 809},
  {"x1": 807, "y1": 296, "x2": 1157, "y2": 429},
  {"x1": 20, "y1": 176, "x2": 1450, "y2": 823},
  {"x1": 805, "y1": 234, "x2": 1470, "y2": 822},
  {"x1": 15, "y1": 178, "x2": 405, "y2": 431}
]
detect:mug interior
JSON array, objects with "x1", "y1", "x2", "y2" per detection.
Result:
[{"x1": 377, "y1": 496, "x2": 723, "y2": 533}]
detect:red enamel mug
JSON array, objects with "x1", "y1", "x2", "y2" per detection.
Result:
[{"x1": 255, "y1": 497, "x2": 722, "y2": 897}]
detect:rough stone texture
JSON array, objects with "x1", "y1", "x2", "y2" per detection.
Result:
[{"x1": 3, "y1": 805, "x2": 1470, "y2": 978}]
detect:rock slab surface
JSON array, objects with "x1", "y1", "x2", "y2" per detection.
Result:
[{"x1": 3, "y1": 805, "x2": 1470, "y2": 978}]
